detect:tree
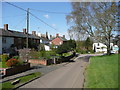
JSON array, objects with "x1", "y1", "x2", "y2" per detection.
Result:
[
  {"x1": 66, "y1": 2, "x2": 118, "y2": 55},
  {"x1": 56, "y1": 40, "x2": 76, "y2": 56},
  {"x1": 84, "y1": 37, "x2": 93, "y2": 51}
]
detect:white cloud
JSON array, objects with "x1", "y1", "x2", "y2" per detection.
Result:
[
  {"x1": 52, "y1": 24, "x2": 56, "y2": 27},
  {"x1": 43, "y1": 14, "x2": 49, "y2": 19}
]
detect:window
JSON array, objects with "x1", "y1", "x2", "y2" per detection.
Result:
[
  {"x1": 60, "y1": 42, "x2": 62, "y2": 45},
  {"x1": 2, "y1": 47, "x2": 6, "y2": 53},
  {"x1": 98, "y1": 43, "x2": 99, "y2": 46},
  {"x1": 97, "y1": 47, "x2": 100, "y2": 49},
  {"x1": 2, "y1": 37, "x2": 6, "y2": 43}
]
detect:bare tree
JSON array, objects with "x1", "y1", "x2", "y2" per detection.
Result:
[{"x1": 66, "y1": 2, "x2": 118, "y2": 55}]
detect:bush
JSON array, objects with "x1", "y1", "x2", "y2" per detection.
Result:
[
  {"x1": 1, "y1": 54, "x2": 9, "y2": 62},
  {"x1": 12, "y1": 56, "x2": 19, "y2": 59},
  {"x1": 6, "y1": 58, "x2": 20, "y2": 67},
  {"x1": 19, "y1": 49, "x2": 31, "y2": 62},
  {"x1": 29, "y1": 51, "x2": 40, "y2": 59}
]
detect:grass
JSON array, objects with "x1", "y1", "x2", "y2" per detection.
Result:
[
  {"x1": 2, "y1": 72, "x2": 41, "y2": 89},
  {"x1": 62, "y1": 52, "x2": 72, "y2": 57},
  {"x1": 84, "y1": 54, "x2": 118, "y2": 88},
  {"x1": 0, "y1": 62, "x2": 8, "y2": 68}
]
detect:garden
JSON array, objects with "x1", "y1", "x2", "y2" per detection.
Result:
[
  {"x1": 0, "y1": 54, "x2": 30, "y2": 76},
  {"x1": 0, "y1": 54, "x2": 24, "y2": 68},
  {"x1": 27, "y1": 39, "x2": 77, "y2": 65}
]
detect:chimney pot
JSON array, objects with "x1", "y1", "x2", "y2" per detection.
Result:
[
  {"x1": 4, "y1": 24, "x2": 8, "y2": 30},
  {"x1": 46, "y1": 32, "x2": 48, "y2": 39},
  {"x1": 50, "y1": 35, "x2": 52, "y2": 38},
  {"x1": 41, "y1": 34, "x2": 46, "y2": 38},
  {"x1": 56, "y1": 34, "x2": 59, "y2": 37},
  {"x1": 63, "y1": 35, "x2": 65, "y2": 38},
  {"x1": 32, "y1": 31, "x2": 36, "y2": 35},
  {"x1": 23, "y1": 28, "x2": 27, "y2": 34}
]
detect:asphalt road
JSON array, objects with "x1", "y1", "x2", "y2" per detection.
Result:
[{"x1": 19, "y1": 55, "x2": 92, "y2": 88}]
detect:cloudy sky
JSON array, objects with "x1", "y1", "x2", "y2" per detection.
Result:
[{"x1": 2, "y1": 2, "x2": 72, "y2": 39}]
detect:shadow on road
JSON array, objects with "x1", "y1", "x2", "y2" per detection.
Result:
[{"x1": 82, "y1": 56, "x2": 91, "y2": 62}]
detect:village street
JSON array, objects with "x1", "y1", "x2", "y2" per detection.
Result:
[{"x1": 19, "y1": 54, "x2": 102, "y2": 88}]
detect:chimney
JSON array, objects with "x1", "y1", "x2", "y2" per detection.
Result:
[
  {"x1": 50, "y1": 35, "x2": 52, "y2": 38},
  {"x1": 41, "y1": 34, "x2": 46, "y2": 38},
  {"x1": 56, "y1": 34, "x2": 59, "y2": 37},
  {"x1": 23, "y1": 28, "x2": 27, "y2": 34},
  {"x1": 46, "y1": 32, "x2": 48, "y2": 39},
  {"x1": 63, "y1": 35, "x2": 65, "y2": 38},
  {"x1": 4, "y1": 24, "x2": 8, "y2": 30},
  {"x1": 32, "y1": 31, "x2": 36, "y2": 35}
]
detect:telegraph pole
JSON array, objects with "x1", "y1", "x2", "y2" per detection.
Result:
[{"x1": 26, "y1": 8, "x2": 29, "y2": 48}]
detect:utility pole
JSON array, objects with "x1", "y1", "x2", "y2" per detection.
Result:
[{"x1": 26, "y1": 8, "x2": 29, "y2": 48}]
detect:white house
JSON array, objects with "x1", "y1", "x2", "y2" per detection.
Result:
[
  {"x1": 93, "y1": 43, "x2": 114, "y2": 53},
  {"x1": 111, "y1": 45, "x2": 119, "y2": 53},
  {"x1": 0, "y1": 25, "x2": 15, "y2": 54},
  {"x1": 38, "y1": 32, "x2": 51, "y2": 51},
  {"x1": 93, "y1": 43, "x2": 107, "y2": 53},
  {"x1": 44, "y1": 45, "x2": 50, "y2": 51}
]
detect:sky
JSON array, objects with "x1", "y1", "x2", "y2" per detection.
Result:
[{"x1": 2, "y1": 2, "x2": 72, "y2": 39}]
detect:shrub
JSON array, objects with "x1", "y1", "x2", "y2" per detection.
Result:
[
  {"x1": 19, "y1": 48, "x2": 31, "y2": 62},
  {"x1": 29, "y1": 51, "x2": 40, "y2": 59},
  {"x1": 6, "y1": 58, "x2": 20, "y2": 67},
  {"x1": 2, "y1": 54, "x2": 9, "y2": 62},
  {"x1": 12, "y1": 56, "x2": 19, "y2": 59}
]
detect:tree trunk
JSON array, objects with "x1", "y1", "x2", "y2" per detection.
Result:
[{"x1": 107, "y1": 34, "x2": 111, "y2": 55}]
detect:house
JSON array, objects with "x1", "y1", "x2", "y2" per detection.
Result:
[
  {"x1": 0, "y1": 24, "x2": 40, "y2": 54},
  {"x1": 49, "y1": 34, "x2": 67, "y2": 48},
  {"x1": 38, "y1": 32, "x2": 50, "y2": 51},
  {"x1": 93, "y1": 43, "x2": 114, "y2": 53}
]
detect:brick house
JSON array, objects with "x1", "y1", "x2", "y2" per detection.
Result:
[
  {"x1": 0, "y1": 24, "x2": 40, "y2": 54},
  {"x1": 50, "y1": 34, "x2": 67, "y2": 48}
]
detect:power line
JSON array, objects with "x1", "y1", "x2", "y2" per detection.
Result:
[
  {"x1": 30, "y1": 8, "x2": 70, "y2": 15},
  {"x1": 3, "y1": 0, "x2": 27, "y2": 12},
  {"x1": 0, "y1": 14, "x2": 25, "y2": 18},
  {"x1": 3, "y1": 0, "x2": 61, "y2": 33},
  {"x1": 29, "y1": 12, "x2": 60, "y2": 32}
]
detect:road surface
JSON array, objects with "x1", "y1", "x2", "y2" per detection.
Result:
[{"x1": 19, "y1": 54, "x2": 101, "y2": 88}]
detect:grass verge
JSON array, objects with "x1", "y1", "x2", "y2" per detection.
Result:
[
  {"x1": 84, "y1": 54, "x2": 118, "y2": 88},
  {"x1": 2, "y1": 72, "x2": 41, "y2": 89},
  {"x1": 0, "y1": 62, "x2": 8, "y2": 68}
]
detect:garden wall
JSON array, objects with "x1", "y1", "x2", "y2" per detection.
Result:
[
  {"x1": 28, "y1": 59, "x2": 54, "y2": 65},
  {"x1": 0, "y1": 63, "x2": 30, "y2": 76}
]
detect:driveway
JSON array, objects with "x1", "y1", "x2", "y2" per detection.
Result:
[{"x1": 19, "y1": 54, "x2": 99, "y2": 88}]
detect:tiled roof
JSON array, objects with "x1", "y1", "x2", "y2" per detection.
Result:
[
  {"x1": 50, "y1": 36, "x2": 67, "y2": 41},
  {"x1": 0, "y1": 28, "x2": 40, "y2": 39}
]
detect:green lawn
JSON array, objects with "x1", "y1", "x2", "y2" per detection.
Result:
[
  {"x1": 2, "y1": 72, "x2": 41, "y2": 89},
  {"x1": 63, "y1": 52, "x2": 72, "y2": 57},
  {"x1": 84, "y1": 54, "x2": 118, "y2": 88},
  {"x1": 0, "y1": 62, "x2": 8, "y2": 68}
]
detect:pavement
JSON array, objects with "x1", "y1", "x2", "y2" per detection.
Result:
[
  {"x1": 18, "y1": 54, "x2": 102, "y2": 88},
  {"x1": 1, "y1": 61, "x2": 69, "y2": 83}
]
